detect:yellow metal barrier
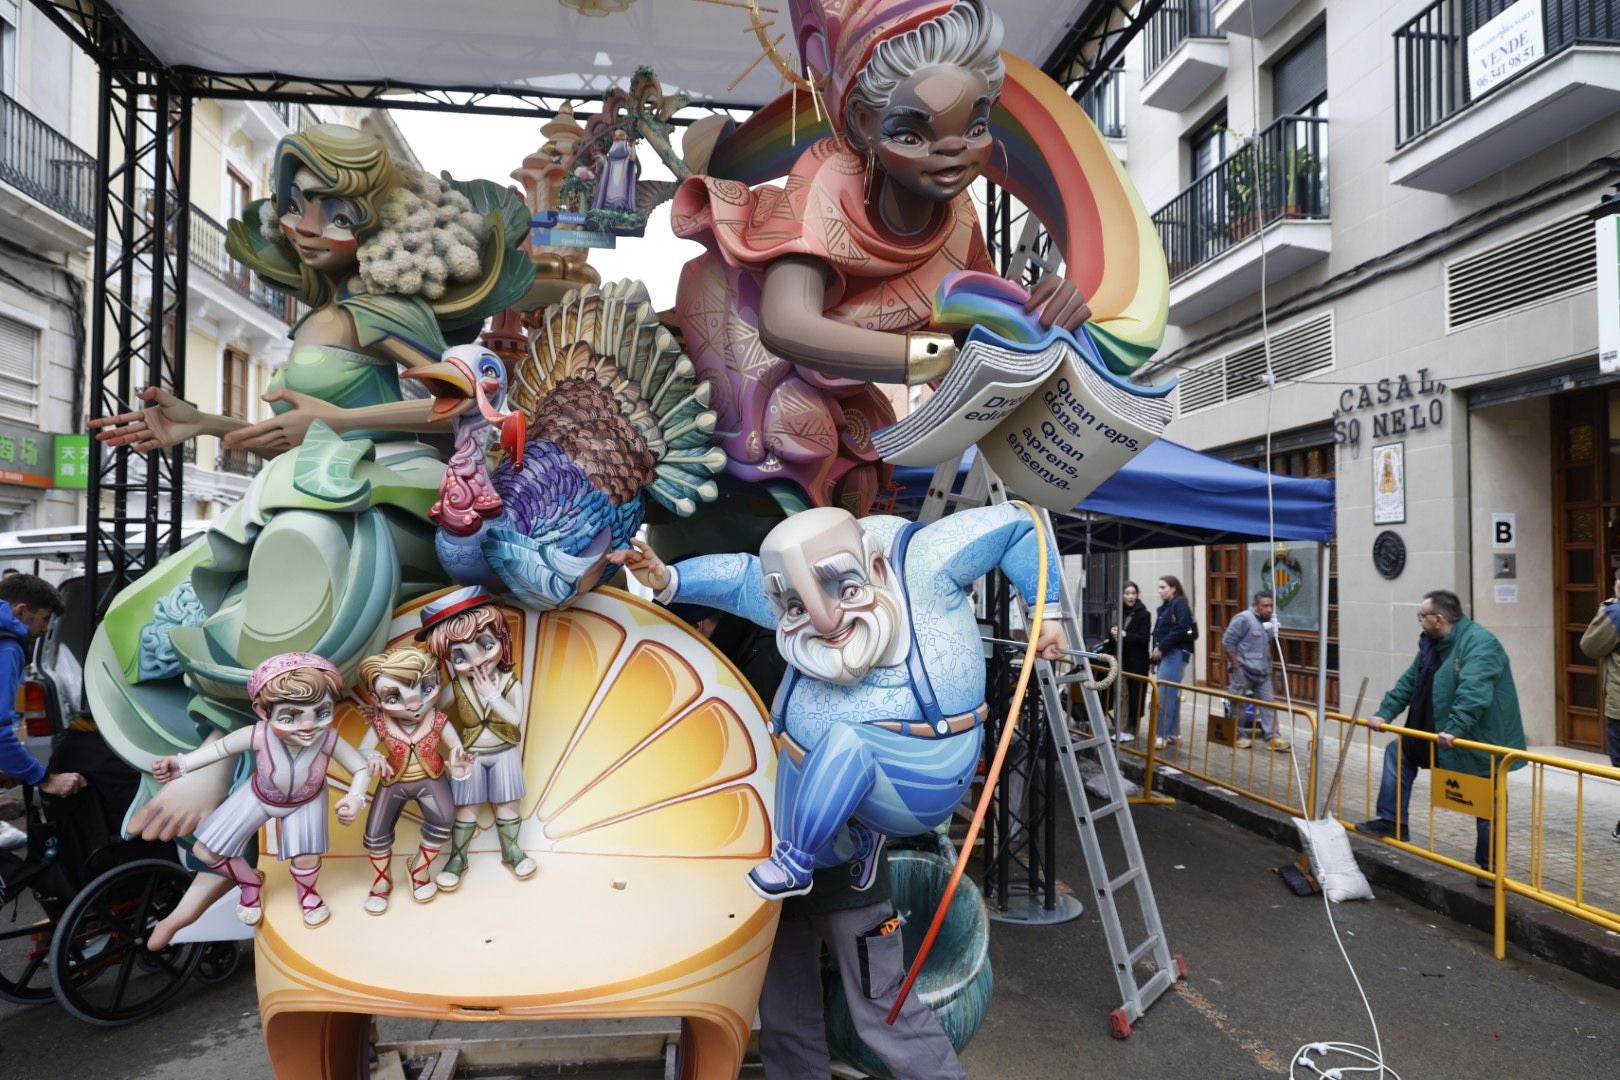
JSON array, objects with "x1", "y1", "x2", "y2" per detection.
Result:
[
  {"x1": 1109, "y1": 672, "x2": 1317, "y2": 820},
  {"x1": 1105, "y1": 673, "x2": 1620, "y2": 958},
  {"x1": 1319, "y1": 714, "x2": 1620, "y2": 961}
]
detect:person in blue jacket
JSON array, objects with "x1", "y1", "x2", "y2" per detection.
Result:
[
  {"x1": 1149, "y1": 575, "x2": 1195, "y2": 748},
  {"x1": 0, "y1": 573, "x2": 82, "y2": 798}
]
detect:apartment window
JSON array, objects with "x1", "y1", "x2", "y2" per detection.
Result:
[
  {"x1": 0, "y1": 315, "x2": 38, "y2": 423},
  {"x1": 1271, "y1": 26, "x2": 1327, "y2": 121},
  {"x1": 1189, "y1": 112, "x2": 1228, "y2": 180},
  {"x1": 226, "y1": 166, "x2": 250, "y2": 222},
  {"x1": 0, "y1": 10, "x2": 16, "y2": 99},
  {"x1": 222, "y1": 346, "x2": 249, "y2": 421}
]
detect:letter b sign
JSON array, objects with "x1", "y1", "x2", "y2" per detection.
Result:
[{"x1": 1491, "y1": 512, "x2": 1515, "y2": 551}]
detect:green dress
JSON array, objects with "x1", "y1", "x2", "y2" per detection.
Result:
[{"x1": 85, "y1": 294, "x2": 452, "y2": 763}]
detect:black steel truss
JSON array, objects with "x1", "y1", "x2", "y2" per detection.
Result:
[
  {"x1": 85, "y1": 69, "x2": 190, "y2": 617},
  {"x1": 1047, "y1": 0, "x2": 1169, "y2": 101}
]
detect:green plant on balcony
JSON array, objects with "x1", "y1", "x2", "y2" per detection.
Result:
[{"x1": 1283, "y1": 144, "x2": 1321, "y2": 216}]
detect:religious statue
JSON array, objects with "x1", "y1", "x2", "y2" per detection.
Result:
[
  {"x1": 613, "y1": 502, "x2": 1066, "y2": 898},
  {"x1": 591, "y1": 128, "x2": 641, "y2": 212},
  {"x1": 84, "y1": 123, "x2": 534, "y2": 912},
  {"x1": 146, "y1": 654, "x2": 369, "y2": 944}
]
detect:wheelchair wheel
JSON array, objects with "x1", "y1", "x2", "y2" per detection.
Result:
[
  {"x1": 194, "y1": 940, "x2": 243, "y2": 985},
  {"x1": 48, "y1": 858, "x2": 204, "y2": 1026},
  {"x1": 0, "y1": 879, "x2": 56, "y2": 1004}
]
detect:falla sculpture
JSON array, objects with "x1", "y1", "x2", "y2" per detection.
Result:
[{"x1": 72, "y1": 1, "x2": 1175, "y2": 1074}]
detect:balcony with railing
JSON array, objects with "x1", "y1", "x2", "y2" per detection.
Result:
[
  {"x1": 184, "y1": 205, "x2": 299, "y2": 325},
  {"x1": 1078, "y1": 63, "x2": 1126, "y2": 142},
  {"x1": 215, "y1": 447, "x2": 262, "y2": 478},
  {"x1": 1391, "y1": 0, "x2": 1620, "y2": 192},
  {"x1": 1141, "y1": 0, "x2": 1228, "y2": 112},
  {"x1": 1152, "y1": 114, "x2": 1330, "y2": 324},
  {"x1": 0, "y1": 91, "x2": 95, "y2": 243},
  {"x1": 1212, "y1": 0, "x2": 1305, "y2": 37}
]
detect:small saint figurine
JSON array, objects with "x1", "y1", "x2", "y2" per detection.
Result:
[
  {"x1": 590, "y1": 128, "x2": 640, "y2": 213},
  {"x1": 418, "y1": 587, "x2": 537, "y2": 888},
  {"x1": 150, "y1": 652, "x2": 368, "y2": 930},
  {"x1": 355, "y1": 645, "x2": 473, "y2": 914}
]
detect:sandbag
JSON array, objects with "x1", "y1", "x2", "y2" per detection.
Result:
[{"x1": 1292, "y1": 816, "x2": 1374, "y2": 903}]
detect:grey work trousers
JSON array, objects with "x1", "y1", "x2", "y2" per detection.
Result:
[
  {"x1": 758, "y1": 900, "x2": 967, "y2": 1080},
  {"x1": 363, "y1": 774, "x2": 454, "y2": 853}
]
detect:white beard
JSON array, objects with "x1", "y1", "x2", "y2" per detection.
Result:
[{"x1": 779, "y1": 591, "x2": 902, "y2": 686}]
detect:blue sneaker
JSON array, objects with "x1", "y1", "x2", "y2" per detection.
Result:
[
  {"x1": 747, "y1": 842, "x2": 815, "y2": 900},
  {"x1": 848, "y1": 823, "x2": 885, "y2": 892}
]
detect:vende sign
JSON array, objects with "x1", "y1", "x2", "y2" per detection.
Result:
[{"x1": 1467, "y1": 0, "x2": 1545, "y2": 97}]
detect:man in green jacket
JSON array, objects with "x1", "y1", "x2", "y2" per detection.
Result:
[
  {"x1": 1357, "y1": 590, "x2": 1525, "y2": 881},
  {"x1": 1577, "y1": 568, "x2": 1620, "y2": 842}
]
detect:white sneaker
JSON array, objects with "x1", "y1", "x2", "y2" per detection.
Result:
[
  {"x1": 1154, "y1": 737, "x2": 1166, "y2": 749},
  {"x1": 0, "y1": 820, "x2": 25, "y2": 851},
  {"x1": 1115, "y1": 732, "x2": 1136, "y2": 744}
]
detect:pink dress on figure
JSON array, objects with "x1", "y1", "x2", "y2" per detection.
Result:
[{"x1": 671, "y1": 136, "x2": 996, "y2": 515}]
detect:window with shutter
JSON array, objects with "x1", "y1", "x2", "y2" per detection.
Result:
[
  {"x1": 0, "y1": 315, "x2": 39, "y2": 423},
  {"x1": 1271, "y1": 25, "x2": 1327, "y2": 120},
  {"x1": 222, "y1": 347, "x2": 249, "y2": 420}
]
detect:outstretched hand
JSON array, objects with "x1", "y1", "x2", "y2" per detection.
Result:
[
  {"x1": 1025, "y1": 275, "x2": 1092, "y2": 333},
  {"x1": 220, "y1": 389, "x2": 340, "y2": 453},
  {"x1": 607, "y1": 537, "x2": 671, "y2": 592},
  {"x1": 89, "y1": 387, "x2": 205, "y2": 452}
]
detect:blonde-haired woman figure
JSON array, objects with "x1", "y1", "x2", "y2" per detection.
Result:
[{"x1": 85, "y1": 124, "x2": 534, "y2": 853}]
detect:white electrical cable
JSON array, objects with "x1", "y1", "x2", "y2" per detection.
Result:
[{"x1": 1239, "y1": 10, "x2": 1400, "y2": 1079}]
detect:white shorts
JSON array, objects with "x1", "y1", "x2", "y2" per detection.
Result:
[
  {"x1": 450, "y1": 744, "x2": 525, "y2": 806},
  {"x1": 193, "y1": 781, "x2": 329, "y2": 860}
]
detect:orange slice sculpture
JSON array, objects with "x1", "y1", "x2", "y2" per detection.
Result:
[{"x1": 254, "y1": 587, "x2": 777, "y2": 1078}]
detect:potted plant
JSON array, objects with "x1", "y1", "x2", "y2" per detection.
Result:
[{"x1": 1283, "y1": 144, "x2": 1321, "y2": 217}]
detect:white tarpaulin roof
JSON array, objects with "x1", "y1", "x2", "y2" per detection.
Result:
[{"x1": 103, "y1": 0, "x2": 1089, "y2": 107}]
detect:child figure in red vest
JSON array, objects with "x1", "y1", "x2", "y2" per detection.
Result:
[
  {"x1": 418, "y1": 587, "x2": 535, "y2": 889},
  {"x1": 355, "y1": 646, "x2": 472, "y2": 914},
  {"x1": 151, "y1": 652, "x2": 368, "y2": 929}
]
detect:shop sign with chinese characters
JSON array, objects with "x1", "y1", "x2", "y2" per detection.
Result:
[
  {"x1": 0, "y1": 422, "x2": 55, "y2": 489},
  {"x1": 53, "y1": 433, "x2": 89, "y2": 490}
]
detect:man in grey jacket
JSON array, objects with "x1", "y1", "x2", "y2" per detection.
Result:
[{"x1": 1223, "y1": 592, "x2": 1290, "y2": 751}]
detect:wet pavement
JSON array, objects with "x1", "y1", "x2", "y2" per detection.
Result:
[{"x1": 2, "y1": 789, "x2": 1616, "y2": 1079}]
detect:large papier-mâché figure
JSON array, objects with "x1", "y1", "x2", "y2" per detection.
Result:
[
  {"x1": 86, "y1": 123, "x2": 534, "y2": 851},
  {"x1": 676, "y1": 0, "x2": 1113, "y2": 515},
  {"x1": 614, "y1": 502, "x2": 1064, "y2": 898}
]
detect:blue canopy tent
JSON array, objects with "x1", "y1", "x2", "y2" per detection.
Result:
[{"x1": 890, "y1": 439, "x2": 1336, "y2": 553}]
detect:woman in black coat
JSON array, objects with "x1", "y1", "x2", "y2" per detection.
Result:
[{"x1": 1109, "y1": 581, "x2": 1152, "y2": 737}]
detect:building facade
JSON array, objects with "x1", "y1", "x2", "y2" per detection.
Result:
[
  {"x1": 0, "y1": 0, "x2": 98, "y2": 535},
  {"x1": 1105, "y1": 0, "x2": 1620, "y2": 752},
  {"x1": 1, "y1": 1, "x2": 421, "y2": 546}
]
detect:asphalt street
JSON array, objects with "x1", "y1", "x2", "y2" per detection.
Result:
[{"x1": 2, "y1": 796, "x2": 1616, "y2": 1079}]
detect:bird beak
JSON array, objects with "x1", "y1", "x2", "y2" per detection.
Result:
[{"x1": 402, "y1": 360, "x2": 475, "y2": 418}]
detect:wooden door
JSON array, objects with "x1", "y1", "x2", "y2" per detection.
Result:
[{"x1": 1553, "y1": 391, "x2": 1610, "y2": 750}]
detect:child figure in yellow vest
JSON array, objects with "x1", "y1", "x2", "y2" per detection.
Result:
[
  {"x1": 418, "y1": 587, "x2": 536, "y2": 888},
  {"x1": 356, "y1": 646, "x2": 474, "y2": 914}
]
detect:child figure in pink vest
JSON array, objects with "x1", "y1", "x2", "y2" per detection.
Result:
[{"x1": 152, "y1": 652, "x2": 369, "y2": 929}]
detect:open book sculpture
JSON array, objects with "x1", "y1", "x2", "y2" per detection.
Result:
[{"x1": 874, "y1": 272, "x2": 1176, "y2": 512}]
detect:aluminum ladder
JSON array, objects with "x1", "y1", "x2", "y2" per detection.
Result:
[{"x1": 917, "y1": 452, "x2": 1184, "y2": 1038}]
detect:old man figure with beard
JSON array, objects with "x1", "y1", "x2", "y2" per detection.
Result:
[{"x1": 613, "y1": 504, "x2": 1065, "y2": 899}]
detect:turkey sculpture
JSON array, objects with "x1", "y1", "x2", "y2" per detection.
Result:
[{"x1": 407, "y1": 280, "x2": 725, "y2": 609}]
